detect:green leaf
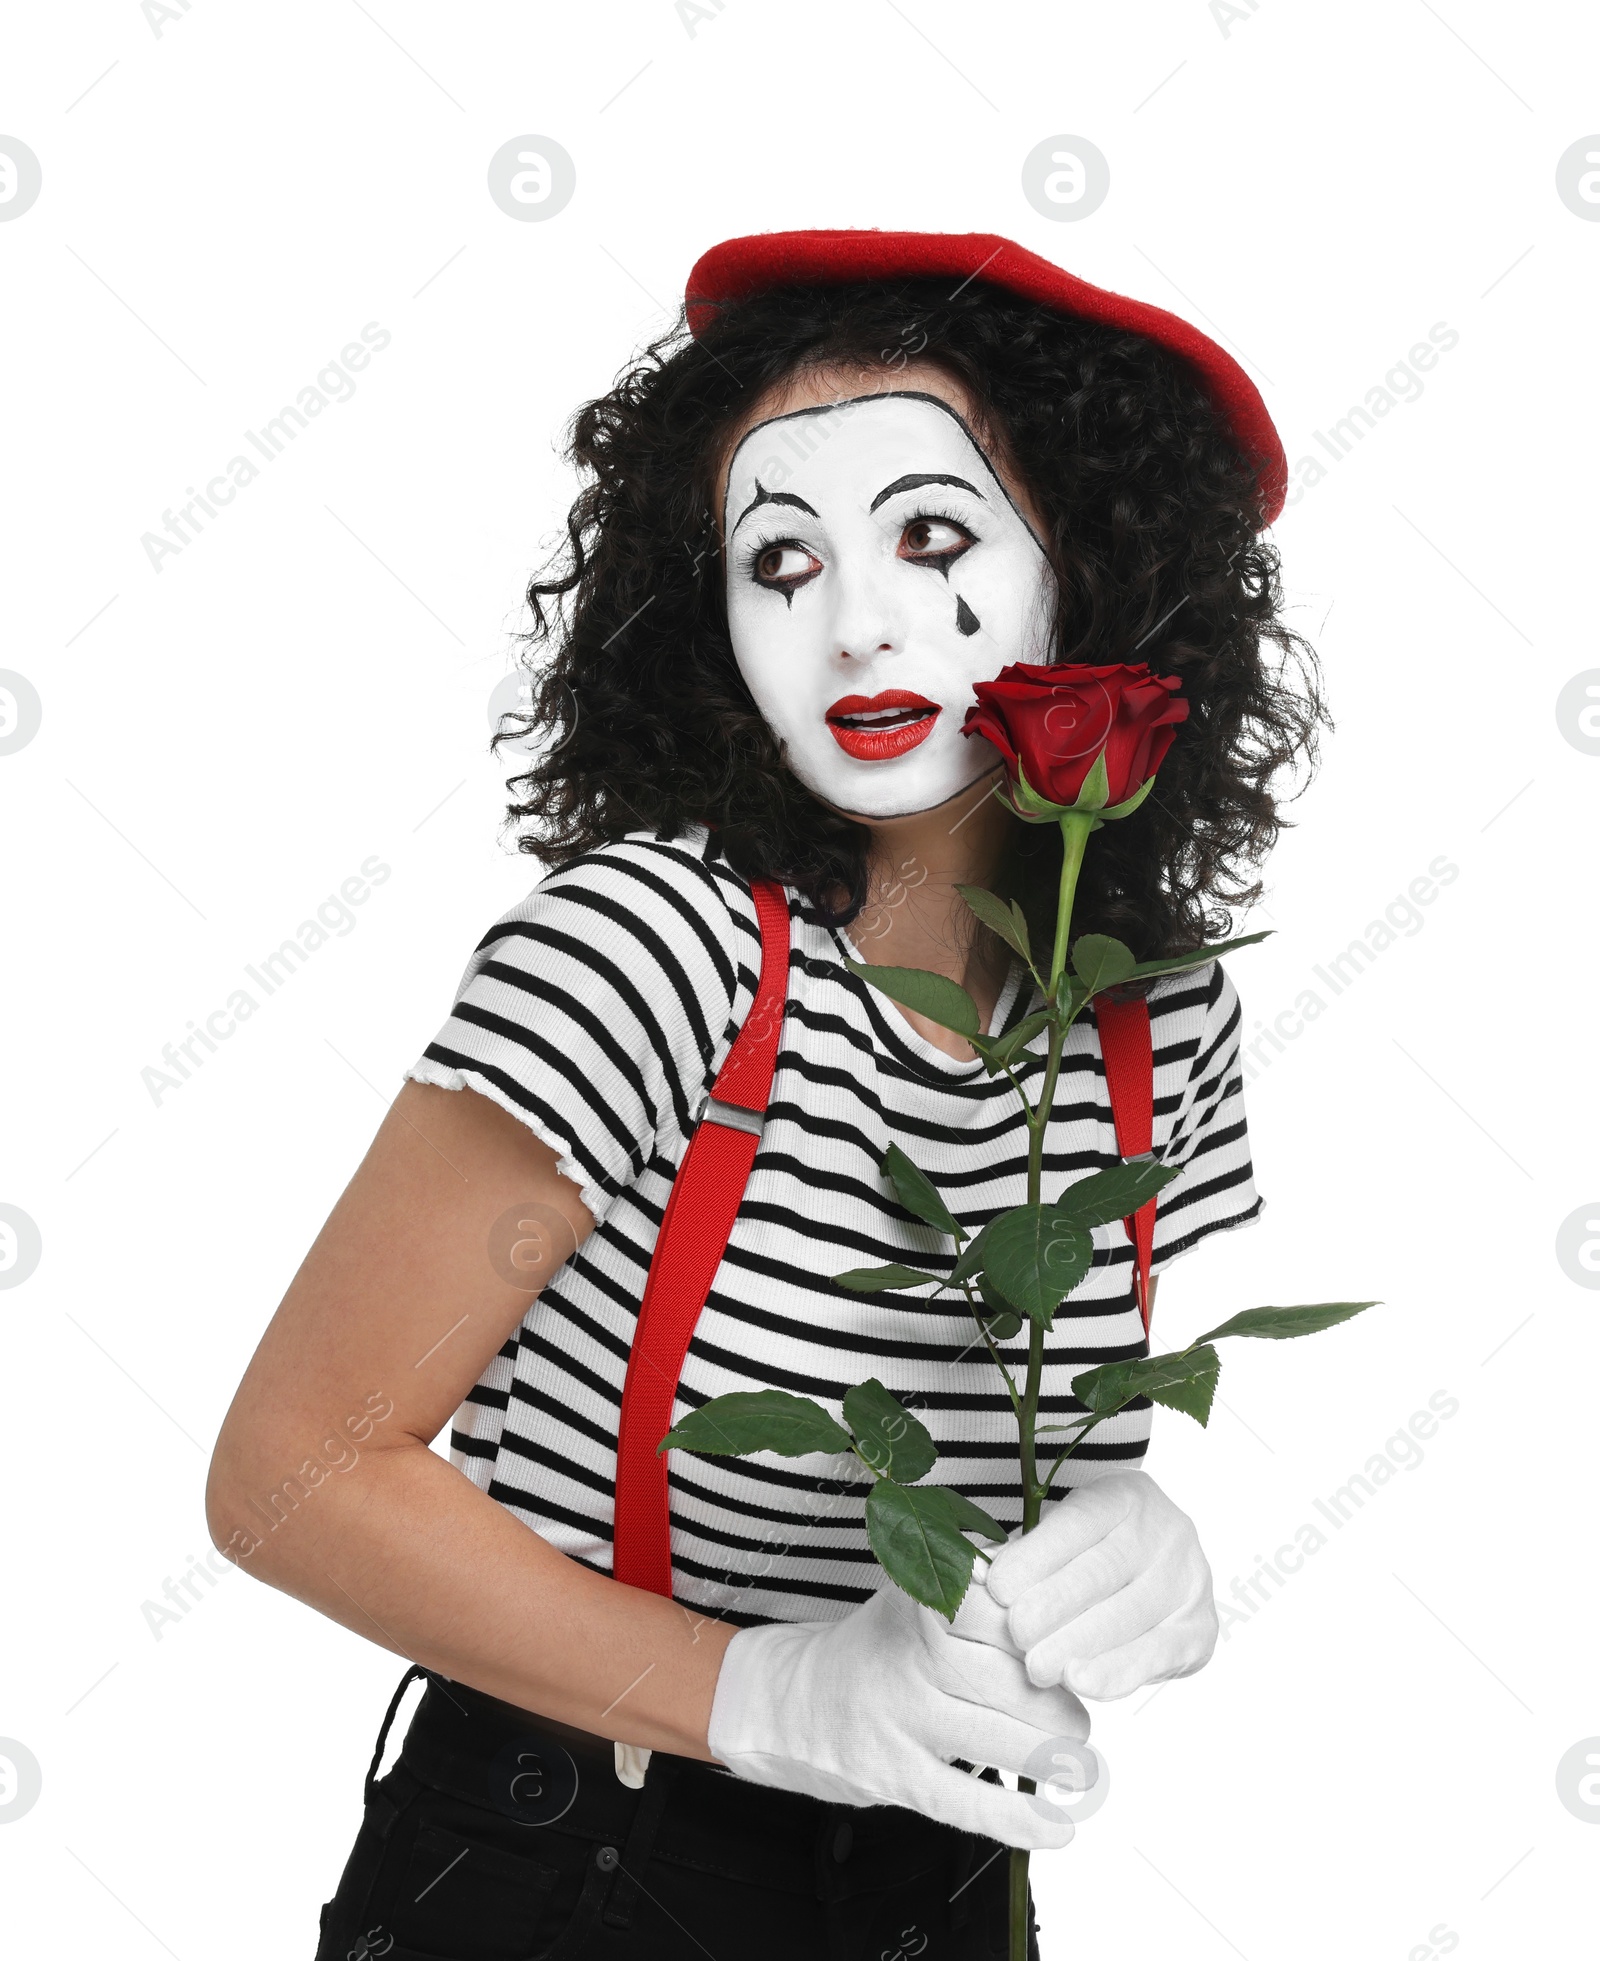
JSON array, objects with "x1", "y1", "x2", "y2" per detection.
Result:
[
  {"x1": 977, "y1": 1009, "x2": 1054, "y2": 1074},
  {"x1": 1071, "y1": 934, "x2": 1138, "y2": 994},
  {"x1": 865, "y1": 1480, "x2": 980, "y2": 1620},
  {"x1": 843, "y1": 1378, "x2": 939, "y2": 1483},
  {"x1": 1128, "y1": 931, "x2": 1272, "y2": 980},
  {"x1": 843, "y1": 959, "x2": 980, "y2": 1039},
  {"x1": 949, "y1": 1226, "x2": 990, "y2": 1285},
  {"x1": 981, "y1": 1205, "x2": 1095, "y2": 1327},
  {"x1": 1070, "y1": 1358, "x2": 1143, "y2": 1415},
  {"x1": 1144, "y1": 1347, "x2": 1222, "y2": 1425},
  {"x1": 1200, "y1": 1301, "x2": 1378, "y2": 1344},
  {"x1": 923, "y1": 1484, "x2": 1009, "y2": 1543},
  {"x1": 659, "y1": 1390, "x2": 853, "y2": 1459},
  {"x1": 880, "y1": 1143, "x2": 959, "y2": 1239},
  {"x1": 1071, "y1": 1345, "x2": 1221, "y2": 1427},
  {"x1": 833, "y1": 1263, "x2": 944, "y2": 1294},
  {"x1": 956, "y1": 885, "x2": 1035, "y2": 966},
  {"x1": 1053, "y1": 1159, "x2": 1182, "y2": 1229},
  {"x1": 979, "y1": 1304, "x2": 1022, "y2": 1342},
  {"x1": 976, "y1": 1273, "x2": 1014, "y2": 1319}
]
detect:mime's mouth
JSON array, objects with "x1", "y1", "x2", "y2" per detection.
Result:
[{"x1": 825, "y1": 690, "x2": 940, "y2": 760}]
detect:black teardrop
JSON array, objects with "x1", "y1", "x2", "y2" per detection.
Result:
[{"x1": 955, "y1": 595, "x2": 981, "y2": 637}]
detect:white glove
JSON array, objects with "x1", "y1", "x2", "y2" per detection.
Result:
[
  {"x1": 984, "y1": 1471, "x2": 1218, "y2": 1699},
  {"x1": 707, "y1": 1580, "x2": 1092, "y2": 1850}
]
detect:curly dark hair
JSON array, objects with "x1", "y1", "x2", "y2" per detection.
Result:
[{"x1": 497, "y1": 277, "x2": 1329, "y2": 963}]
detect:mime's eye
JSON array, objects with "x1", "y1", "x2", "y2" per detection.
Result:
[
  {"x1": 753, "y1": 543, "x2": 822, "y2": 591},
  {"x1": 899, "y1": 517, "x2": 974, "y2": 564}
]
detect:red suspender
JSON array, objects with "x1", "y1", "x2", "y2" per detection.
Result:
[
  {"x1": 1095, "y1": 991, "x2": 1157, "y2": 1335},
  {"x1": 611, "y1": 879, "x2": 1156, "y2": 1599},
  {"x1": 611, "y1": 878, "x2": 791, "y2": 1597}
]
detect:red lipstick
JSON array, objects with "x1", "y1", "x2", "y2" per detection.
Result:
[{"x1": 825, "y1": 690, "x2": 940, "y2": 761}]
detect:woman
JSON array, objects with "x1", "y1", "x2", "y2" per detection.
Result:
[{"x1": 206, "y1": 230, "x2": 1325, "y2": 1960}]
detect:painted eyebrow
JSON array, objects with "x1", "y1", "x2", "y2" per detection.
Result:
[
  {"x1": 730, "y1": 483, "x2": 819, "y2": 535},
  {"x1": 869, "y1": 472, "x2": 987, "y2": 513}
]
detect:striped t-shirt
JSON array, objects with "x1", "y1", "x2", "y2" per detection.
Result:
[{"x1": 406, "y1": 828, "x2": 1261, "y2": 1627}]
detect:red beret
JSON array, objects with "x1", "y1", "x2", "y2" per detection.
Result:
[{"x1": 686, "y1": 228, "x2": 1286, "y2": 526}]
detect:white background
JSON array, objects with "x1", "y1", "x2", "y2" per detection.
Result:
[{"x1": 3, "y1": 3, "x2": 1597, "y2": 1956}]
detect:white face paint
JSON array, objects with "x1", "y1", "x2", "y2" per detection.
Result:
[{"x1": 722, "y1": 391, "x2": 1058, "y2": 820}]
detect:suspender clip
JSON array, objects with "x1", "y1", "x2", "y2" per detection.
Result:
[{"x1": 700, "y1": 1095, "x2": 766, "y2": 1140}]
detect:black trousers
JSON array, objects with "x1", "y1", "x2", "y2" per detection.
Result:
[{"x1": 313, "y1": 1666, "x2": 1039, "y2": 1960}]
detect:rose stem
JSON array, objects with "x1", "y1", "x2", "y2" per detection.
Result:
[
  {"x1": 1010, "y1": 806, "x2": 1094, "y2": 1961},
  {"x1": 1018, "y1": 808, "x2": 1093, "y2": 1528}
]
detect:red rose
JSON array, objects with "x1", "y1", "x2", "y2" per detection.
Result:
[{"x1": 962, "y1": 661, "x2": 1188, "y2": 815}]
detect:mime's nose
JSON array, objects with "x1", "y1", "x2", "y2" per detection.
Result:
[{"x1": 829, "y1": 543, "x2": 907, "y2": 663}]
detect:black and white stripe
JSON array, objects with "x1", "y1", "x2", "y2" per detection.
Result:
[{"x1": 408, "y1": 829, "x2": 1262, "y2": 1626}]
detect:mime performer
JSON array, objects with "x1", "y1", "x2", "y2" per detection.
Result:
[{"x1": 208, "y1": 228, "x2": 1325, "y2": 1960}]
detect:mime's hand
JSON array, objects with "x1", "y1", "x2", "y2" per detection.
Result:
[
  {"x1": 707, "y1": 1579, "x2": 1091, "y2": 1849},
  {"x1": 959, "y1": 1471, "x2": 1219, "y2": 1700}
]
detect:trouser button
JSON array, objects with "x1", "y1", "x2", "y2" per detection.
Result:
[{"x1": 832, "y1": 1820, "x2": 853, "y2": 1863}]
